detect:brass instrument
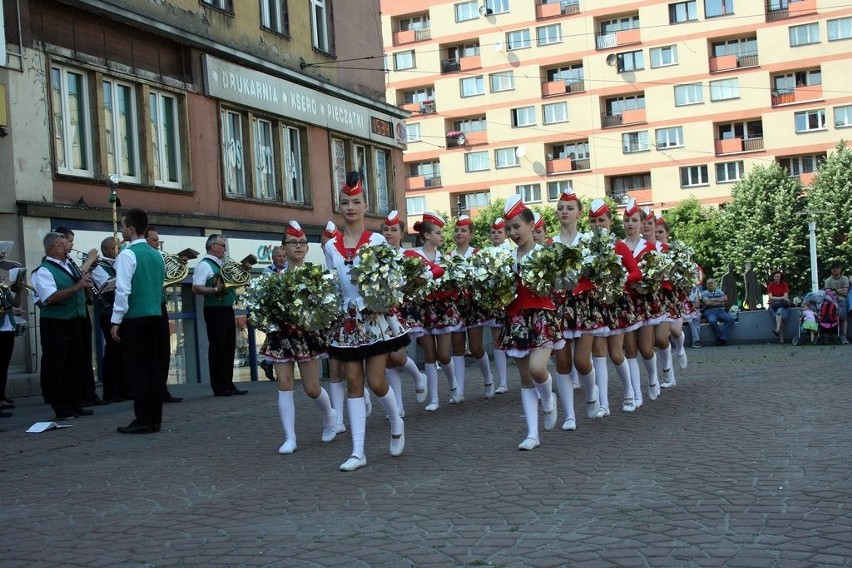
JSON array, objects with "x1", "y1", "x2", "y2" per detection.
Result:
[
  {"x1": 161, "y1": 250, "x2": 189, "y2": 287},
  {"x1": 214, "y1": 254, "x2": 257, "y2": 297}
]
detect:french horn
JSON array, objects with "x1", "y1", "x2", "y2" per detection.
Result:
[{"x1": 161, "y1": 250, "x2": 189, "y2": 287}]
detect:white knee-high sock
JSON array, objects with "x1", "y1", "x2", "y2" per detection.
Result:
[
  {"x1": 312, "y1": 387, "x2": 335, "y2": 430},
  {"x1": 592, "y1": 357, "x2": 609, "y2": 411},
  {"x1": 534, "y1": 374, "x2": 554, "y2": 410},
  {"x1": 521, "y1": 387, "x2": 540, "y2": 440},
  {"x1": 385, "y1": 368, "x2": 403, "y2": 413},
  {"x1": 329, "y1": 381, "x2": 346, "y2": 429},
  {"x1": 377, "y1": 390, "x2": 404, "y2": 436},
  {"x1": 579, "y1": 369, "x2": 596, "y2": 402},
  {"x1": 671, "y1": 332, "x2": 685, "y2": 353},
  {"x1": 493, "y1": 349, "x2": 508, "y2": 388},
  {"x1": 555, "y1": 372, "x2": 575, "y2": 420},
  {"x1": 347, "y1": 397, "x2": 366, "y2": 459},
  {"x1": 425, "y1": 363, "x2": 439, "y2": 405},
  {"x1": 627, "y1": 358, "x2": 642, "y2": 404},
  {"x1": 615, "y1": 360, "x2": 633, "y2": 402},
  {"x1": 401, "y1": 357, "x2": 421, "y2": 383},
  {"x1": 277, "y1": 390, "x2": 296, "y2": 444},
  {"x1": 452, "y1": 355, "x2": 466, "y2": 397},
  {"x1": 643, "y1": 353, "x2": 659, "y2": 385},
  {"x1": 659, "y1": 345, "x2": 673, "y2": 373},
  {"x1": 442, "y1": 360, "x2": 457, "y2": 393},
  {"x1": 569, "y1": 366, "x2": 579, "y2": 386},
  {"x1": 475, "y1": 354, "x2": 493, "y2": 385}
]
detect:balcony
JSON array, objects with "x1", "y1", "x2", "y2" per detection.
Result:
[
  {"x1": 595, "y1": 28, "x2": 641, "y2": 50},
  {"x1": 602, "y1": 108, "x2": 646, "y2": 128},
  {"x1": 392, "y1": 27, "x2": 432, "y2": 46},
  {"x1": 797, "y1": 171, "x2": 815, "y2": 186},
  {"x1": 709, "y1": 52, "x2": 759, "y2": 72},
  {"x1": 446, "y1": 130, "x2": 488, "y2": 148},
  {"x1": 765, "y1": 0, "x2": 816, "y2": 21},
  {"x1": 440, "y1": 54, "x2": 481, "y2": 74},
  {"x1": 541, "y1": 78, "x2": 585, "y2": 97},
  {"x1": 611, "y1": 188, "x2": 652, "y2": 205},
  {"x1": 546, "y1": 156, "x2": 590, "y2": 173},
  {"x1": 404, "y1": 175, "x2": 442, "y2": 191},
  {"x1": 714, "y1": 137, "x2": 765, "y2": 155},
  {"x1": 535, "y1": 0, "x2": 580, "y2": 19},
  {"x1": 771, "y1": 84, "x2": 823, "y2": 106}
]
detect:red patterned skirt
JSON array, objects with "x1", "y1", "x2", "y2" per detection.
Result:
[{"x1": 499, "y1": 308, "x2": 565, "y2": 358}]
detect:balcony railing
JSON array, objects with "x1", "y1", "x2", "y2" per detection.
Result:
[
  {"x1": 595, "y1": 27, "x2": 641, "y2": 50},
  {"x1": 392, "y1": 26, "x2": 432, "y2": 46},
  {"x1": 425, "y1": 176, "x2": 442, "y2": 188},
  {"x1": 441, "y1": 59, "x2": 461, "y2": 74},
  {"x1": 714, "y1": 137, "x2": 765, "y2": 155},
  {"x1": 602, "y1": 113, "x2": 623, "y2": 128},
  {"x1": 535, "y1": 0, "x2": 580, "y2": 19},
  {"x1": 573, "y1": 158, "x2": 591, "y2": 171},
  {"x1": 765, "y1": 0, "x2": 816, "y2": 21},
  {"x1": 541, "y1": 78, "x2": 585, "y2": 97},
  {"x1": 771, "y1": 84, "x2": 823, "y2": 106},
  {"x1": 709, "y1": 52, "x2": 759, "y2": 72},
  {"x1": 404, "y1": 175, "x2": 442, "y2": 191}
]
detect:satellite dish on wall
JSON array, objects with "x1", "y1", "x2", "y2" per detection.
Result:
[
  {"x1": 605, "y1": 53, "x2": 617, "y2": 67},
  {"x1": 515, "y1": 146, "x2": 527, "y2": 159},
  {"x1": 479, "y1": 5, "x2": 494, "y2": 16}
]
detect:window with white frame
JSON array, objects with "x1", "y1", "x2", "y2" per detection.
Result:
[
  {"x1": 715, "y1": 161, "x2": 744, "y2": 183},
  {"x1": 489, "y1": 71, "x2": 515, "y2": 92},
  {"x1": 779, "y1": 154, "x2": 825, "y2": 176},
  {"x1": 455, "y1": 1, "x2": 478, "y2": 21},
  {"x1": 674, "y1": 83, "x2": 703, "y2": 106},
  {"x1": 711, "y1": 36, "x2": 756, "y2": 57},
  {"x1": 454, "y1": 117, "x2": 487, "y2": 132},
  {"x1": 495, "y1": 147, "x2": 519, "y2": 169},
  {"x1": 605, "y1": 94, "x2": 645, "y2": 114},
  {"x1": 403, "y1": 88, "x2": 434, "y2": 104},
  {"x1": 253, "y1": 118, "x2": 276, "y2": 200},
  {"x1": 612, "y1": 173, "x2": 651, "y2": 192},
  {"x1": 669, "y1": 1, "x2": 697, "y2": 23},
  {"x1": 310, "y1": 0, "x2": 333, "y2": 53},
  {"x1": 600, "y1": 15, "x2": 639, "y2": 35},
  {"x1": 407, "y1": 196, "x2": 425, "y2": 215},
  {"x1": 465, "y1": 151, "x2": 490, "y2": 172},
  {"x1": 622, "y1": 131, "x2": 649, "y2": 153},
  {"x1": 773, "y1": 69, "x2": 821, "y2": 93},
  {"x1": 709, "y1": 78, "x2": 739, "y2": 101},
  {"x1": 650, "y1": 45, "x2": 678, "y2": 68},
  {"x1": 374, "y1": 148, "x2": 391, "y2": 214},
  {"x1": 795, "y1": 109, "x2": 826, "y2": 132},
  {"x1": 547, "y1": 64, "x2": 584, "y2": 84},
  {"x1": 547, "y1": 180, "x2": 573, "y2": 201},
  {"x1": 331, "y1": 137, "x2": 346, "y2": 209},
  {"x1": 704, "y1": 0, "x2": 733, "y2": 17},
  {"x1": 789, "y1": 23, "x2": 819, "y2": 47},
  {"x1": 516, "y1": 184, "x2": 542, "y2": 203},
  {"x1": 202, "y1": 0, "x2": 233, "y2": 11},
  {"x1": 460, "y1": 76, "x2": 485, "y2": 97},
  {"x1": 551, "y1": 141, "x2": 589, "y2": 160},
  {"x1": 354, "y1": 144, "x2": 371, "y2": 206},
  {"x1": 680, "y1": 165, "x2": 709, "y2": 187},
  {"x1": 511, "y1": 106, "x2": 536, "y2": 127},
  {"x1": 542, "y1": 102, "x2": 568, "y2": 124},
  {"x1": 617, "y1": 50, "x2": 644, "y2": 72},
  {"x1": 486, "y1": 0, "x2": 510, "y2": 13},
  {"x1": 405, "y1": 122, "x2": 421, "y2": 142},
  {"x1": 828, "y1": 17, "x2": 852, "y2": 41},
  {"x1": 149, "y1": 90, "x2": 182, "y2": 188},
  {"x1": 656, "y1": 126, "x2": 684, "y2": 149},
  {"x1": 458, "y1": 191, "x2": 490, "y2": 212},
  {"x1": 399, "y1": 15, "x2": 430, "y2": 31},
  {"x1": 51, "y1": 65, "x2": 93, "y2": 176},
  {"x1": 506, "y1": 29, "x2": 531, "y2": 50},
  {"x1": 260, "y1": 0, "x2": 289, "y2": 35},
  {"x1": 394, "y1": 51, "x2": 415, "y2": 70},
  {"x1": 221, "y1": 109, "x2": 246, "y2": 196},
  {"x1": 282, "y1": 125, "x2": 307, "y2": 204},
  {"x1": 102, "y1": 79, "x2": 139, "y2": 182},
  {"x1": 537, "y1": 24, "x2": 562, "y2": 46},
  {"x1": 835, "y1": 105, "x2": 852, "y2": 128}
]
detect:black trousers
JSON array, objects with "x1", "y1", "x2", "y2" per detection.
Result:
[
  {"x1": 40, "y1": 317, "x2": 89, "y2": 416},
  {"x1": 98, "y1": 313, "x2": 127, "y2": 400},
  {"x1": 203, "y1": 306, "x2": 236, "y2": 394},
  {"x1": 0, "y1": 331, "x2": 14, "y2": 400},
  {"x1": 158, "y1": 303, "x2": 172, "y2": 399},
  {"x1": 119, "y1": 316, "x2": 163, "y2": 427}
]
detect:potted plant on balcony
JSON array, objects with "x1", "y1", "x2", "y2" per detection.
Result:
[{"x1": 446, "y1": 131, "x2": 466, "y2": 147}]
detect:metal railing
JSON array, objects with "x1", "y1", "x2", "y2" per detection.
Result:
[
  {"x1": 737, "y1": 53, "x2": 759, "y2": 68},
  {"x1": 743, "y1": 137, "x2": 764, "y2": 152},
  {"x1": 441, "y1": 59, "x2": 461, "y2": 74},
  {"x1": 596, "y1": 33, "x2": 617, "y2": 49},
  {"x1": 601, "y1": 113, "x2": 623, "y2": 128},
  {"x1": 566, "y1": 79, "x2": 585, "y2": 93},
  {"x1": 572, "y1": 158, "x2": 591, "y2": 171}
]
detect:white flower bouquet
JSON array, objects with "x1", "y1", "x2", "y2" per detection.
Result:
[
  {"x1": 349, "y1": 244, "x2": 406, "y2": 313},
  {"x1": 579, "y1": 229, "x2": 627, "y2": 304}
]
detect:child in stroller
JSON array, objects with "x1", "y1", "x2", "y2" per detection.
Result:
[{"x1": 792, "y1": 290, "x2": 841, "y2": 345}]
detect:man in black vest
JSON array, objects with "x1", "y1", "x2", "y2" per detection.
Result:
[
  {"x1": 31, "y1": 232, "x2": 95, "y2": 420},
  {"x1": 192, "y1": 235, "x2": 247, "y2": 397}
]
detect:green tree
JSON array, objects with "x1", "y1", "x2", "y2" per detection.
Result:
[
  {"x1": 806, "y1": 140, "x2": 852, "y2": 274},
  {"x1": 717, "y1": 162, "x2": 809, "y2": 293},
  {"x1": 663, "y1": 197, "x2": 724, "y2": 274}
]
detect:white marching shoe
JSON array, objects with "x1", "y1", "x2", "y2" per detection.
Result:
[
  {"x1": 389, "y1": 431, "x2": 405, "y2": 457},
  {"x1": 518, "y1": 437, "x2": 540, "y2": 451},
  {"x1": 542, "y1": 396, "x2": 557, "y2": 431},
  {"x1": 648, "y1": 381, "x2": 661, "y2": 401},
  {"x1": 677, "y1": 348, "x2": 688, "y2": 370},
  {"x1": 561, "y1": 418, "x2": 577, "y2": 431},
  {"x1": 321, "y1": 409, "x2": 338, "y2": 443},
  {"x1": 339, "y1": 455, "x2": 367, "y2": 472},
  {"x1": 425, "y1": 402, "x2": 439, "y2": 412},
  {"x1": 484, "y1": 382, "x2": 495, "y2": 399},
  {"x1": 622, "y1": 399, "x2": 636, "y2": 413},
  {"x1": 660, "y1": 369, "x2": 677, "y2": 389},
  {"x1": 415, "y1": 373, "x2": 428, "y2": 403},
  {"x1": 495, "y1": 384, "x2": 509, "y2": 394},
  {"x1": 278, "y1": 440, "x2": 297, "y2": 455},
  {"x1": 585, "y1": 385, "x2": 605, "y2": 419}
]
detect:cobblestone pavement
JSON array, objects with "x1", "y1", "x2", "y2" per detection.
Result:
[{"x1": 1, "y1": 343, "x2": 851, "y2": 567}]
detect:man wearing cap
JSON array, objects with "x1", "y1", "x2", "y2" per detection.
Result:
[
  {"x1": 192, "y1": 235, "x2": 247, "y2": 396},
  {"x1": 824, "y1": 262, "x2": 849, "y2": 343}
]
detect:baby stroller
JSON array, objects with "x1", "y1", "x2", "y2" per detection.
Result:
[{"x1": 792, "y1": 290, "x2": 841, "y2": 345}]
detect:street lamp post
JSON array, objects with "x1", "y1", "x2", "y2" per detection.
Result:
[{"x1": 807, "y1": 219, "x2": 818, "y2": 293}]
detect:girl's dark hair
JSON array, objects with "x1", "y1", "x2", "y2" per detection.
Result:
[
  {"x1": 346, "y1": 171, "x2": 361, "y2": 187},
  {"x1": 772, "y1": 270, "x2": 785, "y2": 281},
  {"x1": 413, "y1": 221, "x2": 439, "y2": 236},
  {"x1": 514, "y1": 208, "x2": 535, "y2": 224},
  {"x1": 657, "y1": 220, "x2": 671, "y2": 235},
  {"x1": 383, "y1": 220, "x2": 407, "y2": 232},
  {"x1": 624, "y1": 208, "x2": 646, "y2": 221}
]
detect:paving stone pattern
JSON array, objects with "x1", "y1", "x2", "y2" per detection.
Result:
[{"x1": 1, "y1": 343, "x2": 851, "y2": 567}]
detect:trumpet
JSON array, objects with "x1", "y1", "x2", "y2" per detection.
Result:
[{"x1": 71, "y1": 248, "x2": 99, "y2": 275}]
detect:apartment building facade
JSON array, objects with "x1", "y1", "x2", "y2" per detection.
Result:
[
  {"x1": 0, "y1": 0, "x2": 406, "y2": 377},
  {"x1": 382, "y1": 0, "x2": 852, "y2": 228}
]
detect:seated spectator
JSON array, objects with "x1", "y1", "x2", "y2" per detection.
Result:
[
  {"x1": 824, "y1": 262, "x2": 849, "y2": 344},
  {"x1": 767, "y1": 271, "x2": 791, "y2": 344},
  {"x1": 700, "y1": 278, "x2": 735, "y2": 346},
  {"x1": 687, "y1": 279, "x2": 703, "y2": 348}
]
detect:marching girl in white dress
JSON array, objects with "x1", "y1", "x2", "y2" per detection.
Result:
[
  {"x1": 500, "y1": 196, "x2": 564, "y2": 450},
  {"x1": 406, "y1": 211, "x2": 462, "y2": 411},
  {"x1": 532, "y1": 212, "x2": 548, "y2": 245},
  {"x1": 487, "y1": 217, "x2": 511, "y2": 394},
  {"x1": 655, "y1": 217, "x2": 691, "y2": 386},
  {"x1": 260, "y1": 221, "x2": 338, "y2": 455},
  {"x1": 323, "y1": 173, "x2": 408, "y2": 472},
  {"x1": 550, "y1": 190, "x2": 584, "y2": 430},
  {"x1": 621, "y1": 200, "x2": 663, "y2": 406},
  {"x1": 449, "y1": 215, "x2": 495, "y2": 400},
  {"x1": 380, "y1": 211, "x2": 428, "y2": 416}
]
